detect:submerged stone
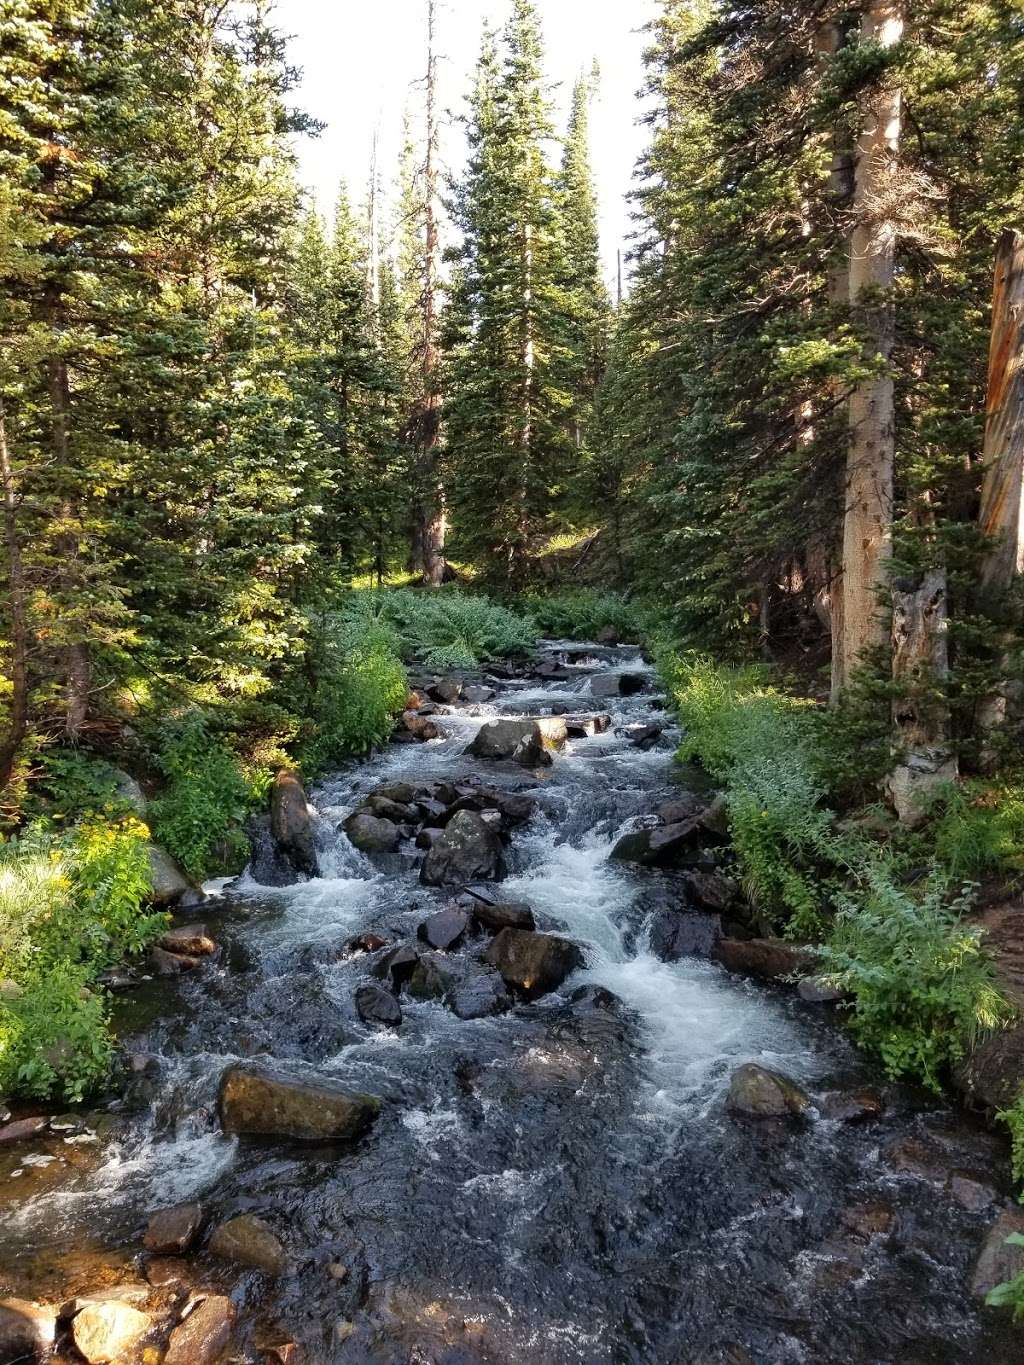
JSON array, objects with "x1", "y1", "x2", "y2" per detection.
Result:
[
  {"x1": 726, "y1": 1063, "x2": 810, "y2": 1118},
  {"x1": 218, "y1": 1064, "x2": 381, "y2": 1143}
]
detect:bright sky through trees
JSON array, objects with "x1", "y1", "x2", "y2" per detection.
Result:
[{"x1": 278, "y1": 0, "x2": 659, "y2": 285}]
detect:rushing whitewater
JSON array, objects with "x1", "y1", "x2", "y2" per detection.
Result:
[{"x1": 0, "y1": 644, "x2": 1014, "y2": 1362}]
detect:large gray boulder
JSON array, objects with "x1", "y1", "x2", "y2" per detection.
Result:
[
  {"x1": 726, "y1": 1063, "x2": 810, "y2": 1118},
  {"x1": 421, "y1": 810, "x2": 506, "y2": 886},
  {"x1": 344, "y1": 812, "x2": 400, "y2": 855},
  {"x1": 466, "y1": 718, "x2": 563, "y2": 767},
  {"x1": 269, "y1": 769, "x2": 318, "y2": 877},
  {"x1": 218, "y1": 1064, "x2": 381, "y2": 1143},
  {"x1": 146, "y1": 844, "x2": 198, "y2": 907},
  {"x1": 485, "y1": 928, "x2": 584, "y2": 1000}
]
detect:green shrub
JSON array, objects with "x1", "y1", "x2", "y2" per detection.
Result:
[
  {"x1": 0, "y1": 818, "x2": 162, "y2": 1101},
  {"x1": 932, "y1": 779, "x2": 1024, "y2": 882},
  {"x1": 373, "y1": 587, "x2": 537, "y2": 665},
  {"x1": 998, "y1": 1089, "x2": 1024, "y2": 1197},
  {"x1": 517, "y1": 588, "x2": 644, "y2": 642},
  {"x1": 149, "y1": 714, "x2": 253, "y2": 880},
  {"x1": 819, "y1": 869, "x2": 1007, "y2": 1090},
  {"x1": 301, "y1": 598, "x2": 409, "y2": 771}
]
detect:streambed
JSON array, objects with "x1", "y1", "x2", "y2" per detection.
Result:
[{"x1": 0, "y1": 643, "x2": 1017, "y2": 1363}]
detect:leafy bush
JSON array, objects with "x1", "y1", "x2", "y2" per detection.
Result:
[
  {"x1": 149, "y1": 713, "x2": 253, "y2": 880},
  {"x1": 367, "y1": 587, "x2": 538, "y2": 665},
  {"x1": 932, "y1": 779, "x2": 1024, "y2": 882},
  {"x1": 301, "y1": 599, "x2": 409, "y2": 771},
  {"x1": 0, "y1": 818, "x2": 162, "y2": 1101},
  {"x1": 517, "y1": 588, "x2": 644, "y2": 642},
  {"x1": 819, "y1": 870, "x2": 1008, "y2": 1090}
]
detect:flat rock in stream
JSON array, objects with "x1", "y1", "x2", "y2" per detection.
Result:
[
  {"x1": 417, "y1": 907, "x2": 470, "y2": 951},
  {"x1": 727, "y1": 1063, "x2": 811, "y2": 1118},
  {"x1": 449, "y1": 969, "x2": 512, "y2": 1019},
  {"x1": 468, "y1": 900, "x2": 536, "y2": 933},
  {"x1": 218, "y1": 1064, "x2": 381, "y2": 1143},
  {"x1": 485, "y1": 928, "x2": 584, "y2": 1000},
  {"x1": 143, "y1": 1202, "x2": 203, "y2": 1254},
  {"x1": 209, "y1": 1213, "x2": 287, "y2": 1276},
  {"x1": 591, "y1": 671, "x2": 646, "y2": 699},
  {"x1": 563, "y1": 712, "x2": 612, "y2": 737},
  {"x1": 420, "y1": 810, "x2": 506, "y2": 886},
  {"x1": 609, "y1": 815, "x2": 705, "y2": 868}
]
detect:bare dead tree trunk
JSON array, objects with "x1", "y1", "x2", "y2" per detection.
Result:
[
  {"x1": 0, "y1": 398, "x2": 29, "y2": 792},
  {"x1": 832, "y1": 0, "x2": 903, "y2": 703},
  {"x1": 976, "y1": 227, "x2": 1024, "y2": 755}
]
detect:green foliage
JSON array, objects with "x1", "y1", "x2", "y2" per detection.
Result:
[
  {"x1": 997, "y1": 1089, "x2": 1024, "y2": 1198},
  {"x1": 819, "y1": 870, "x2": 1008, "y2": 1091},
  {"x1": 0, "y1": 818, "x2": 162, "y2": 1101},
  {"x1": 932, "y1": 779, "x2": 1024, "y2": 882},
  {"x1": 517, "y1": 589, "x2": 643, "y2": 642},
  {"x1": 371, "y1": 588, "x2": 538, "y2": 666},
  {"x1": 300, "y1": 599, "x2": 409, "y2": 771},
  {"x1": 149, "y1": 716, "x2": 253, "y2": 881},
  {"x1": 28, "y1": 751, "x2": 121, "y2": 823},
  {"x1": 985, "y1": 1236, "x2": 1024, "y2": 1321}
]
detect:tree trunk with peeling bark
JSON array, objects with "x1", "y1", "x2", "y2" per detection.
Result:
[
  {"x1": 0, "y1": 399, "x2": 28, "y2": 795},
  {"x1": 976, "y1": 227, "x2": 1024, "y2": 755},
  {"x1": 832, "y1": 0, "x2": 904, "y2": 703}
]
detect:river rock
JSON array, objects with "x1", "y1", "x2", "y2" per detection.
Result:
[
  {"x1": 819, "y1": 1089, "x2": 884, "y2": 1123},
  {"x1": 797, "y1": 975, "x2": 845, "y2": 1003},
  {"x1": 209, "y1": 1213, "x2": 286, "y2": 1275},
  {"x1": 158, "y1": 924, "x2": 217, "y2": 957},
  {"x1": 947, "y1": 1169, "x2": 999, "y2": 1213},
  {"x1": 971, "y1": 1207, "x2": 1024, "y2": 1300},
  {"x1": 418, "y1": 907, "x2": 470, "y2": 951},
  {"x1": 955, "y1": 1021, "x2": 1024, "y2": 1113},
  {"x1": 407, "y1": 952, "x2": 459, "y2": 1001},
  {"x1": 143, "y1": 1202, "x2": 203, "y2": 1254},
  {"x1": 146, "y1": 844, "x2": 196, "y2": 907},
  {"x1": 0, "y1": 1299, "x2": 56, "y2": 1363},
  {"x1": 449, "y1": 970, "x2": 512, "y2": 1019},
  {"x1": 462, "y1": 684, "x2": 496, "y2": 704},
  {"x1": 467, "y1": 718, "x2": 559, "y2": 766},
  {"x1": 355, "y1": 984, "x2": 402, "y2": 1028},
  {"x1": 344, "y1": 812, "x2": 400, "y2": 854},
  {"x1": 610, "y1": 815, "x2": 704, "y2": 868},
  {"x1": 366, "y1": 794, "x2": 417, "y2": 823},
  {"x1": 470, "y1": 900, "x2": 536, "y2": 933},
  {"x1": 373, "y1": 943, "x2": 420, "y2": 990},
  {"x1": 591, "y1": 671, "x2": 646, "y2": 698},
  {"x1": 400, "y1": 711, "x2": 439, "y2": 741},
  {"x1": 726, "y1": 1063, "x2": 811, "y2": 1118},
  {"x1": 71, "y1": 1301, "x2": 151, "y2": 1363},
  {"x1": 111, "y1": 767, "x2": 147, "y2": 815},
  {"x1": 679, "y1": 869, "x2": 737, "y2": 913},
  {"x1": 485, "y1": 929, "x2": 584, "y2": 1000},
  {"x1": 429, "y1": 677, "x2": 463, "y2": 704},
  {"x1": 218, "y1": 1064, "x2": 381, "y2": 1143},
  {"x1": 649, "y1": 910, "x2": 722, "y2": 961},
  {"x1": 163, "y1": 1294, "x2": 235, "y2": 1365},
  {"x1": 270, "y1": 768, "x2": 319, "y2": 878},
  {"x1": 420, "y1": 810, "x2": 506, "y2": 886},
  {"x1": 0, "y1": 1116, "x2": 47, "y2": 1145},
  {"x1": 373, "y1": 781, "x2": 418, "y2": 805},
  {"x1": 150, "y1": 945, "x2": 202, "y2": 975},
  {"x1": 563, "y1": 713, "x2": 612, "y2": 737},
  {"x1": 416, "y1": 828, "x2": 442, "y2": 849},
  {"x1": 346, "y1": 932, "x2": 389, "y2": 955},
  {"x1": 626, "y1": 722, "x2": 663, "y2": 750},
  {"x1": 713, "y1": 938, "x2": 816, "y2": 981},
  {"x1": 655, "y1": 795, "x2": 705, "y2": 825}
]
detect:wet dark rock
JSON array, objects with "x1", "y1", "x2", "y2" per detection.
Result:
[
  {"x1": 418, "y1": 907, "x2": 470, "y2": 951},
  {"x1": 563, "y1": 713, "x2": 612, "y2": 737},
  {"x1": 947, "y1": 1169, "x2": 1000, "y2": 1213},
  {"x1": 485, "y1": 928, "x2": 584, "y2": 1000},
  {"x1": 158, "y1": 924, "x2": 216, "y2": 957},
  {"x1": 218, "y1": 1064, "x2": 381, "y2": 1143},
  {"x1": 679, "y1": 869, "x2": 737, "y2": 914},
  {"x1": 150, "y1": 945, "x2": 202, "y2": 976},
  {"x1": 143, "y1": 1257, "x2": 191, "y2": 1291},
  {"x1": 971, "y1": 1208, "x2": 1024, "y2": 1300},
  {"x1": 449, "y1": 970, "x2": 512, "y2": 1019},
  {"x1": 490, "y1": 792, "x2": 536, "y2": 826},
  {"x1": 713, "y1": 938, "x2": 816, "y2": 981},
  {"x1": 373, "y1": 781, "x2": 418, "y2": 805},
  {"x1": 346, "y1": 932, "x2": 389, "y2": 956},
  {"x1": 400, "y1": 711, "x2": 439, "y2": 741},
  {"x1": 343, "y1": 812, "x2": 400, "y2": 855},
  {"x1": 366, "y1": 795, "x2": 417, "y2": 823},
  {"x1": 0, "y1": 1298, "x2": 56, "y2": 1363},
  {"x1": 797, "y1": 975, "x2": 846, "y2": 1004},
  {"x1": 429, "y1": 677, "x2": 463, "y2": 704},
  {"x1": 591, "y1": 671, "x2": 646, "y2": 698},
  {"x1": 420, "y1": 809, "x2": 506, "y2": 886},
  {"x1": 726, "y1": 1063, "x2": 811, "y2": 1118},
  {"x1": 462, "y1": 684, "x2": 496, "y2": 704},
  {"x1": 610, "y1": 815, "x2": 704, "y2": 868},
  {"x1": 163, "y1": 1294, "x2": 235, "y2": 1365},
  {"x1": 143, "y1": 1202, "x2": 203, "y2": 1254},
  {"x1": 626, "y1": 722, "x2": 664, "y2": 750},
  {"x1": 415, "y1": 827, "x2": 443, "y2": 850},
  {"x1": 354, "y1": 984, "x2": 402, "y2": 1029},
  {"x1": 0, "y1": 1116, "x2": 47, "y2": 1145},
  {"x1": 467, "y1": 718, "x2": 559, "y2": 766},
  {"x1": 71, "y1": 1300, "x2": 151, "y2": 1363},
  {"x1": 209, "y1": 1213, "x2": 286, "y2": 1275},
  {"x1": 569, "y1": 984, "x2": 624, "y2": 1012},
  {"x1": 270, "y1": 768, "x2": 319, "y2": 878},
  {"x1": 700, "y1": 794, "x2": 731, "y2": 839},
  {"x1": 247, "y1": 815, "x2": 300, "y2": 887},
  {"x1": 407, "y1": 951, "x2": 459, "y2": 1001},
  {"x1": 415, "y1": 797, "x2": 450, "y2": 825},
  {"x1": 655, "y1": 795, "x2": 705, "y2": 825},
  {"x1": 648, "y1": 910, "x2": 722, "y2": 961},
  {"x1": 883, "y1": 1135, "x2": 947, "y2": 1179},
  {"x1": 955, "y1": 1021, "x2": 1024, "y2": 1113},
  {"x1": 840, "y1": 1202, "x2": 895, "y2": 1239},
  {"x1": 470, "y1": 900, "x2": 536, "y2": 933},
  {"x1": 820, "y1": 1089, "x2": 884, "y2": 1123},
  {"x1": 373, "y1": 943, "x2": 420, "y2": 991}
]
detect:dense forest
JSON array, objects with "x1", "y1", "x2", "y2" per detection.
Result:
[{"x1": 4, "y1": 0, "x2": 1024, "y2": 1342}]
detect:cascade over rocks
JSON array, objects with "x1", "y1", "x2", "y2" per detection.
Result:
[
  {"x1": 420, "y1": 809, "x2": 506, "y2": 886},
  {"x1": 218, "y1": 1064, "x2": 381, "y2": 1143},
  {"x1": 485, "y1": 928, "x2": 584, "y2": 1000}
]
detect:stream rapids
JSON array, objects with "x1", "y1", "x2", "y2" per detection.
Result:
[{"x1": 0, "y1": 642, "x2": 1017, "y2": 1363}]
